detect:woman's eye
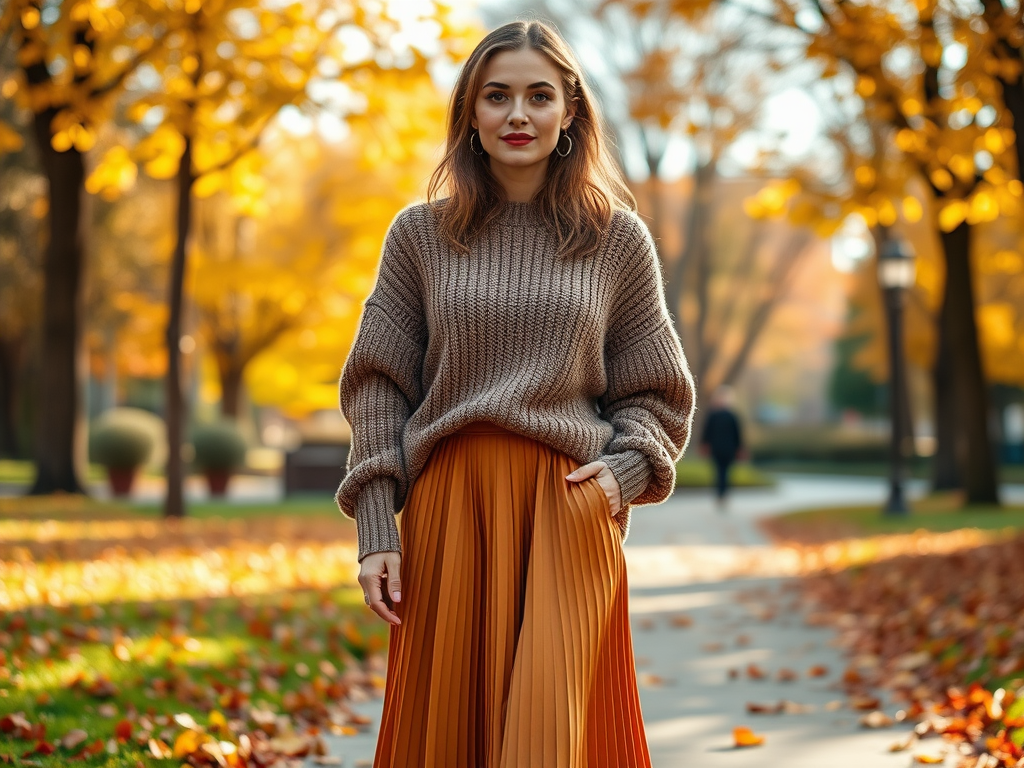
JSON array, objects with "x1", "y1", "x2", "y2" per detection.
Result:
[
  {"x1": 532, "y1": 93, "x2": 550, "y2": 102},
  {"x1": 486, "y1": 92, "x2": 507, "y2": 102}
]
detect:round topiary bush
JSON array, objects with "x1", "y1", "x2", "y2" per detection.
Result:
[
  {"x1": 88, "y1": 419, "x2": 154, "y2": 469},
  {"x1": 191, "y1": 420, "x2": 248, "y2": 471}
]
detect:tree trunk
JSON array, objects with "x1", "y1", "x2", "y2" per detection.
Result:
[
  {"x1": 164, "y1": 135, "x2": 195, "y2": 519},
  {"x1": 930, "y1": 313, "x2": 962, "y2": 491},
  {"x1": 27, "y1": 107, "x2": 87, "y2": 495},
  {"x1": 0, "y1": 334, "x2": 25, "y2": 457},
  {"x1": 938, "y1": 221, "x2": 1000, "y2": 504},
  {"x1": 219, "y1": 360, "x2": 244, "y2": 419}
]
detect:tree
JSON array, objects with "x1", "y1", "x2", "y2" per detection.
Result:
[
  {"x1": 85, "y1": 0, "x2": 471, "y2": 517},
  {"x1": 202, "y1": 67, "x2": 450, "y2": 419},
  {"x1": 738, "y1": 0, "x2": 1021, "y2": 503},
  {"x1": 0, "y1": 0, "x2": 165, "y2": 493}
]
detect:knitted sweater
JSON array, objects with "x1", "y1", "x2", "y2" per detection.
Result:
[{"x1": 335, "y1": 199, "x2": 696, "y2": 561}]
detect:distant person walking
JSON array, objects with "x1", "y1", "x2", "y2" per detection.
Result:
[
  {"x1": 700, "y1": 386, "x2": 745, "y2": 509},
  {"x1": 334, "y1": 19, "x2": 696, "y2": 768}
]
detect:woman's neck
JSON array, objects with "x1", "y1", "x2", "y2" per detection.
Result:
[{"x1": 489, "y1": 159, "x2": 549, "y2": 202}]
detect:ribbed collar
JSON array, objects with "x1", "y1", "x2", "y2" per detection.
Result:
[{"x1": 495, "y1": 199, "x2": 545, "y2": 227}]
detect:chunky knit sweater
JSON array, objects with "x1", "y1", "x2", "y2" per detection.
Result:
[{"x1": 335, "y1": 199, "x2": 696, "y2": 561}]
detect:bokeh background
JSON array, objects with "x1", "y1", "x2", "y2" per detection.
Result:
[{"x1": 2, "y1": 0, "x2": 1022, "y2": 506}]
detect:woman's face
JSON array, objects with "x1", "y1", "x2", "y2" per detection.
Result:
[{"x1": 471, "y1": 47, "x2": 575, "y2": 195}]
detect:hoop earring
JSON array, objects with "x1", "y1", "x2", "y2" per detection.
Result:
[
  {"x1": 470, "y1": 131, "x2": 485, "y2": 156},
  {"x1": 555, "y1": 129, "x2": 573, "y2": 157}
]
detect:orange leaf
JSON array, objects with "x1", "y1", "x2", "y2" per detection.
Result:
[
  {"x1": 733, "y1": 726, "x2": 766, "y2": 747},
  {"x1": 114, "y1": 719, "x2": 132, "y2": 742}
]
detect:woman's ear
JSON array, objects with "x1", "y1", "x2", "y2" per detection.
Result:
[{"x1": 562, "y1": 99, "x2": 577, "y2": 130}]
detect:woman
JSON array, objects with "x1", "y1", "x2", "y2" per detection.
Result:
[{"x1": 334, "y1": 19, "x2": 696, "y2": 768}]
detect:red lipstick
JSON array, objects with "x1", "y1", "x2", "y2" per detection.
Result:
[{"x1": 501, "y1": 133, "x2": 535, "y2": 146}]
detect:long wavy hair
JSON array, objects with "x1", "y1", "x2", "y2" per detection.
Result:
[{"x1": 426, "y1": 20, "x2": 636, "y2": 260}]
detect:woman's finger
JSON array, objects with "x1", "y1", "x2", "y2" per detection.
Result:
[
  {"x1": 367, "y1": 577, "x2": 401, "y2": 625},
  {"x1": 385, "y1": 553, "x2": 402, "y2": 603}
]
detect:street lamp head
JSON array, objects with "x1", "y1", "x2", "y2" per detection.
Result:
[{"x1": 877, "y1": 238, "x2": 917, "y2": 290}]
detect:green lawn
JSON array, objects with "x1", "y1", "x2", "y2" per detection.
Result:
[
  {"x1": 754, "y1": 460, "x2": 1024, "y2": 484},
  {"x1": 0, "y1": 585, "x2": 385, "y2": 766},
  {"x1": 674, "y1": 459, "x2": 774, "y2": 489},
  {"x1": 0, "y1": 460, "x2": 164, "y2": 485},
  {"x1": 761, "y1": 493, "x2": 1024, "y2": 544},
  {"x1": 0, "y1": 492, "x2": 375, "y2": 766}
]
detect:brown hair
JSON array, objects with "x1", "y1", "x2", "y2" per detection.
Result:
[{"x1": 426, "y1": 20, "x2": 636, "y2": 259}]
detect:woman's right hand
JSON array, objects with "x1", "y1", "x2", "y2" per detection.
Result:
[{"x1": 358, "y1": 552, "x2": 403, "y2": 625}]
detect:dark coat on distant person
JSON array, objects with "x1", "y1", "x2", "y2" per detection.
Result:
[{"x1": 700, "y1": 408, "x2": 743, "y2": 464}]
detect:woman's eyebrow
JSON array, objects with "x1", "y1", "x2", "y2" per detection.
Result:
[{"x1": 482, "y1": 81, "x2": 556, "y2": 90}]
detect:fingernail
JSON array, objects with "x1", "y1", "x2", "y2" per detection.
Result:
[{"x1": 393, "y1": 591, "x2": 401, "y2": 602}]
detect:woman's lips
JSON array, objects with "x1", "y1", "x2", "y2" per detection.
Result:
[{"x1": 501, "y1": 135, "x2": 535, "y2": 146}]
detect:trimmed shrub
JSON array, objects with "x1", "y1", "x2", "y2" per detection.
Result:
[
  {"x1": 192, "y1": 420, "x2": 247, "y2": 471},
  {"x1": 88, "y1": 419, "x2": 154, "y2": 469}
]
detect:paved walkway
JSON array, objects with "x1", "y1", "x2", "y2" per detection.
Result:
[{"x1": 314, "y1": 474, "x2": 997, "y2": 767}]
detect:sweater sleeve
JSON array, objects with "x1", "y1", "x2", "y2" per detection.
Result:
[
  {"x1": 596, "y1": 213, "x2": 697, "y2": 507},
  {"x1": 334, "y1": 209, "x2": 427, "y2": 561}
]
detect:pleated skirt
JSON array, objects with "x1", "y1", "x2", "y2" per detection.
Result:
[{"x1": 373, "y1": 420, "x2": 652, "y2": 768}]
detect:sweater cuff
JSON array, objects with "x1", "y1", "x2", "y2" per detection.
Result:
[
  {"x1": 597, "y1": 450, "x2": 653, "y2": 506},
  {"x1": 354, "y1": 476, "x2": 403, "y2": 562}
]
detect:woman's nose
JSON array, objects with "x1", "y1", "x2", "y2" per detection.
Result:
[{"x1": 507, "y1": 98, "x2": 528, "y2": 124}]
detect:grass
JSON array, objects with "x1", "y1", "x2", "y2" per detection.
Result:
[
  {"x1": 761, "y1": 492, "x2": 1024, "y2": 544},
  {"x1": 673, "y1": 459, "x2": 774, "y2": 489},
  {"x1": 753, "y1": 460, "x2": 1024, "y2": 484},
  {"x1": 0, "y1": 586, "x2": 386, "y2": 766},
  {"x1": 0, "y1": 494, "x2": 375, "y2": 766}
]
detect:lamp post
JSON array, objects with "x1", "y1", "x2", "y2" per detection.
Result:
[{"x1": 877, "y1": 237, "x2": 917, "y2": 515}]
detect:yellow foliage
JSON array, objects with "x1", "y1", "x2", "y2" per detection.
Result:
[
  {"x1": 977, "y1": 304, "x2": 1017, "y2": 350},
  {"x1": 0, "y1": 121, "x2": 25, "y2": 152},
  {"x1": 967, "y1": 191, "x2": 1000, "y2": 224},
  {"x1": 902, "y1": 196, "x2": 923, "y2": 223},
  {"x1": 938, "y1": 201, "x2": 968, "y2": 232},
  {"x1": 85, "y1": 146, "x2": 139, "y2": 199}
]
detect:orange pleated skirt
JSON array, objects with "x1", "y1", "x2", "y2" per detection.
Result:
[{"x1": 373, "y1": 420, "x2": 652, "y2": 768}]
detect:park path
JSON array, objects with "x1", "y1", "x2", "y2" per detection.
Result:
[{"x1": 314, "y1": 474, "x2": 979, "y2": 768}]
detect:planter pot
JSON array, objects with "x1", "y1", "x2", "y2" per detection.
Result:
[
  {"x1": 107, "y1": 466, "x2": 138, "y2": 497},
  {"x1": 204, "y1": 468, "x2": 232, "y2": 497}
]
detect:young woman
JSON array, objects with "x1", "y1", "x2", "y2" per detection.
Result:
[{"x1": 334, "y1": 19, "x2": 696, "y2": 768}]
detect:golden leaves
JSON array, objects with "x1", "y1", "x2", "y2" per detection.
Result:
[
  {"x1": 85, "y1": 146, "x2": 139, "y2": 201},
  {"x1": 0, "y1": 513, "x2": 359, "y2": 611},
  {"x1": 19, "y1": 6, "x2": 40, "y2": 30},
  {"x1": 0, "y1": 121, "x2": 25, "y2": 153}
]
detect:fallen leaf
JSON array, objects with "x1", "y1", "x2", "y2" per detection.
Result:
[
  {"x1": 859, "y1": 710, "x2": 894, "y2": 728},
  {"x1": 637, "y1": 673, "x2": 668, "y2": 688},
  {"x1": 60, "y1": 729, "x2": 88, "y2": 749},
  {"x1": 888, "y1": 732, "x2": 916, "y2": 752},
  {"x1": 746, "y1": 663, "x2": 767, "y2": 680},
  {"x1": 733, "y1": 726, "x2": 765, "y2": 747},
  {"x1": 849, "y1": 694, "x2": 882, "y2": 711},
  {"x1": 148, "y1": 739, "x2": 173, "y2": 759},
  {"x1": 746, "y1": 701, "x2": 783, "y2": 714}
]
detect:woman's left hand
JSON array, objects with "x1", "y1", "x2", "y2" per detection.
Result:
[{"x1": 565, "y1": 461, "x2": 622, "y2": 517}]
